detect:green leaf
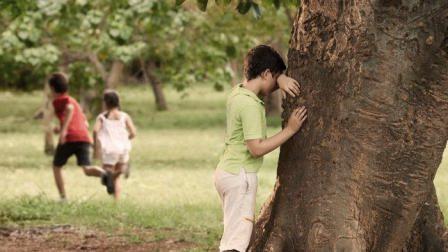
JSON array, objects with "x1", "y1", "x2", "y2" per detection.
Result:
[
  {"x1": 273, "y1": 0, "x2": 281, "y2": 9},
  {"x1": 236, "y1": 0, "x2": 252, "y2": 14},
  {"x1": 175, "y1": 0, "x2": 186, "y2": 5},
  {"x1": 252, "y1": 2, "x2": 261, "y2": 19},
  {"x1": 215, "y1": 0, "x2": 231, "y2": 6},
  {"x1": 197, "y1": 0, "x2": 208, "y2": 11},
  {"x1": 214, "y1": 82, "x2": 224, "y2": 91},
  {"x1": 225, "y1": 45, "x2": 237, "y2": 57}
]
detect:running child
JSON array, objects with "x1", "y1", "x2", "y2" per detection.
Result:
[
  {"x1": 49, "y1": 72, "x2": 111, "y2": 201},
  {"x1": 214, "y1": 45, "x2": 307, "y2": 252},
  {"x1": 93, "y1": 90, "x2": 136, "y2": 200}
]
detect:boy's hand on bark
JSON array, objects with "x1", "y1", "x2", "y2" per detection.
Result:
[
  {"x1": 286, "y1": 106, "x2": 307, "y2": 134},
  {"x1": 277, "y1": 74, "x2": 300, "y2": 98}
]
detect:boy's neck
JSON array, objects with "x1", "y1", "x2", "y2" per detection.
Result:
[
  {"x1": 242, "y1": 78, "x2": 263, "y2": 97},
  {"x1": 54, "y1": 92, "x2": 68, "y2": 97},
  {"x1": 51, "y1": 92, "x2": 68, "y2": 100}
]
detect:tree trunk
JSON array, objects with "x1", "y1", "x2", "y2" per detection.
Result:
[
  {"x1": 265, "y1": 90, "x2": 283, "y2": 116},
  {"x1": 252, "y1": 1, "x2": 448, "y2": 251},
  {"x1": 141, "y1": 60, "x2": 168, "y2": 111},
  {"x1": 42, "y1": 78, "x2": 55, "y2": 155},
  {"x1": 106, "y1": 60, "x2": 124, "y2": 89},
  {"x1": 79, "y1": 88, "x2": 98, "y2": 118}
]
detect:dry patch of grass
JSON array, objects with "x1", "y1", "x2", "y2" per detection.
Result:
[{"x1": 0, "y1": 225, "x2": 196, "y2": 252}]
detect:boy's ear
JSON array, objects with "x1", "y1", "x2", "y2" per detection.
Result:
[{"x1": 260, "y1": 69, "x2": 271, "y2": 80}]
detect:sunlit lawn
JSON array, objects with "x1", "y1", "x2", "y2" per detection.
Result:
[
  {"x1": 0, "y1": 85, "x2": 279, "y2": 250},
  {"x1": 1, "y1": 85, "x2": 448, "y2": 250}
]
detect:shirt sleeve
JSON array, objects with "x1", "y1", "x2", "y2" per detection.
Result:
[{"x1": 240, "y1": 101, "x2": 264, "y2": 140}]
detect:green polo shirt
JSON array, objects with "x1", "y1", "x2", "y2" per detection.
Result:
[{"x1": 216, "y1": 84, "x2": 267, "y2": 174}]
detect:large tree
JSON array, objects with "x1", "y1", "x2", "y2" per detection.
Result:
[
  {"x1": 250, "y1": 0, "x2": 448, "y2": 251},
  {"x1": 190, "y1": 0, "x2": 448, "y2": 249}
]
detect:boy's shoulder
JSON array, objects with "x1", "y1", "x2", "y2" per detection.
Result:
[
  {"x1": 52, "y1": 94, "x2": 78, "y2": 115},
  {"x1": 53, "y1": 94, "x2": 77, "y2": 104},
  {"x1": 228, "y1": 88, "x2": 259, "y2": 104},
  {"x1": 227, "y1": 93, "x2": 260, "y2": 114},
  {"x1": 52, "y1": 94, "x2": 70, "y2": 108}
]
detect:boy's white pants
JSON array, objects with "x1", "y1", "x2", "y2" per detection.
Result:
[{"x1": 214, "y1": 168, "x2": 258, "y2": 252}]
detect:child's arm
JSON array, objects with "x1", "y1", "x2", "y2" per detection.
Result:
[
  {"x1": 276, "y1": 73, "x2": 301, "y2": 98},
  {"x1": 125, "y1": 115, "x2": 137, "y2": 139},
  {"x1": 92, "y1": 116, "x2": 102, "y2": 159},
  {"x1": 59, "y1": 104, "x2": 74, "y2": 144},
  {"x1": 246, "y1": 107, "x2": 307, "y2": 158}
]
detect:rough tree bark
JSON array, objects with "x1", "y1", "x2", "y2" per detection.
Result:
[{"x1": 252, "y1": 1, "x2": 448, "y2": 251}]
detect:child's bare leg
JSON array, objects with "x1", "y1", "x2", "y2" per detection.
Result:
[
  {"x1": 82, "y1": 165, "x2": 105, "y2": 177},
  {"x1": 113, "y1": 175, "x2": 121, "y2": 200},
  {"x1": 53, "y1": 166, "x2": 66, "y2": 199},
  {"x1": 113, "y1": 163, "x2": 125, "y2": 200},
  {"x1": 102, "y1": 164, "x2": 114, "y2": 174}
]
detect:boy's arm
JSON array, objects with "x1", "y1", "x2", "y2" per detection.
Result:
[
  {"x1": 59, "y1": 104, "x2": 74, "y2": 144},
  {"x1": 246, "y1": 107, "x2": 307, "y2": 158},
  {"x1": 125, "y1": 115, "x2": 137, "y2": 139},
  {"x1": 51, "y1": 103, "x2": 60, "y2": 134},
  {"x1": 275, "y1": 73, "x2": 301, "y2": 98}
]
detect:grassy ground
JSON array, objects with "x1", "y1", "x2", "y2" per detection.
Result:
[
  {"x1": 1, "y1": 85, "x2": 448, "y2": 251},
  {"x1": 0, "y1": 85, "x2": 280, "y2": 251}
]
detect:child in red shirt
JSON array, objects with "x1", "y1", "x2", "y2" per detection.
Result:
[{"x1": 49, "y1": 73, "x2": 113, "y2": 201}]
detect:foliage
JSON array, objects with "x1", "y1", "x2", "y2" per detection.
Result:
[
  {"x1": 0, "y1": 0, "x2": 292, "y2": 95},
  {"x1": 179, "y1": 0, "x2": 299, "y2": 16},
  {"x1": 153, "y1": 4, "x2": 291, "y2": 91}
]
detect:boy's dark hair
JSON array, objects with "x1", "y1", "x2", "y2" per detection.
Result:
[
  {"x1": 103, "y1": 90, "x2": 120, "y2": 110},
  {"x1": 48, "y1": 73, "x2": 68, "y2": 93},
  {"x1": 244, "y1": 45, "x2": 286, "y2": 81}
]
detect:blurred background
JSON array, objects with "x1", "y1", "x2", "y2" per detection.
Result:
[{"x1": 1, "y1": 1, "x2": 447, "y2": 251}]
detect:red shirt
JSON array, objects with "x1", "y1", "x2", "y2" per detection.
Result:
[{"x1": 52, "y1": 94, "x2": 92, "y2": 143}]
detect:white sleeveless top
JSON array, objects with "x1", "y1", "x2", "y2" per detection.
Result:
[{"x1": 97, "y1": 111, "x2": 131, "y2": 155}]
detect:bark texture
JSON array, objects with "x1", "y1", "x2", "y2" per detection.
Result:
[{"x1": 253, "y1": 1, "x2": 448, "y2": 251}]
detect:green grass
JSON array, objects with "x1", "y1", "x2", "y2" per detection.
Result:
[
  {"x1": 0, "y1": 85, "x2": 279, "y2": 250},
  {"x1": 1, "y1": 85, "x2": 448, "y2": 250}
]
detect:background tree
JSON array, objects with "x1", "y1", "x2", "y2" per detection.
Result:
[
  {"x1": 0, "y1": 0, "x2": 291, "y2": 154},
  {"x1": 0, "y1": 0, "x2": 291, "y2": 110}
]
